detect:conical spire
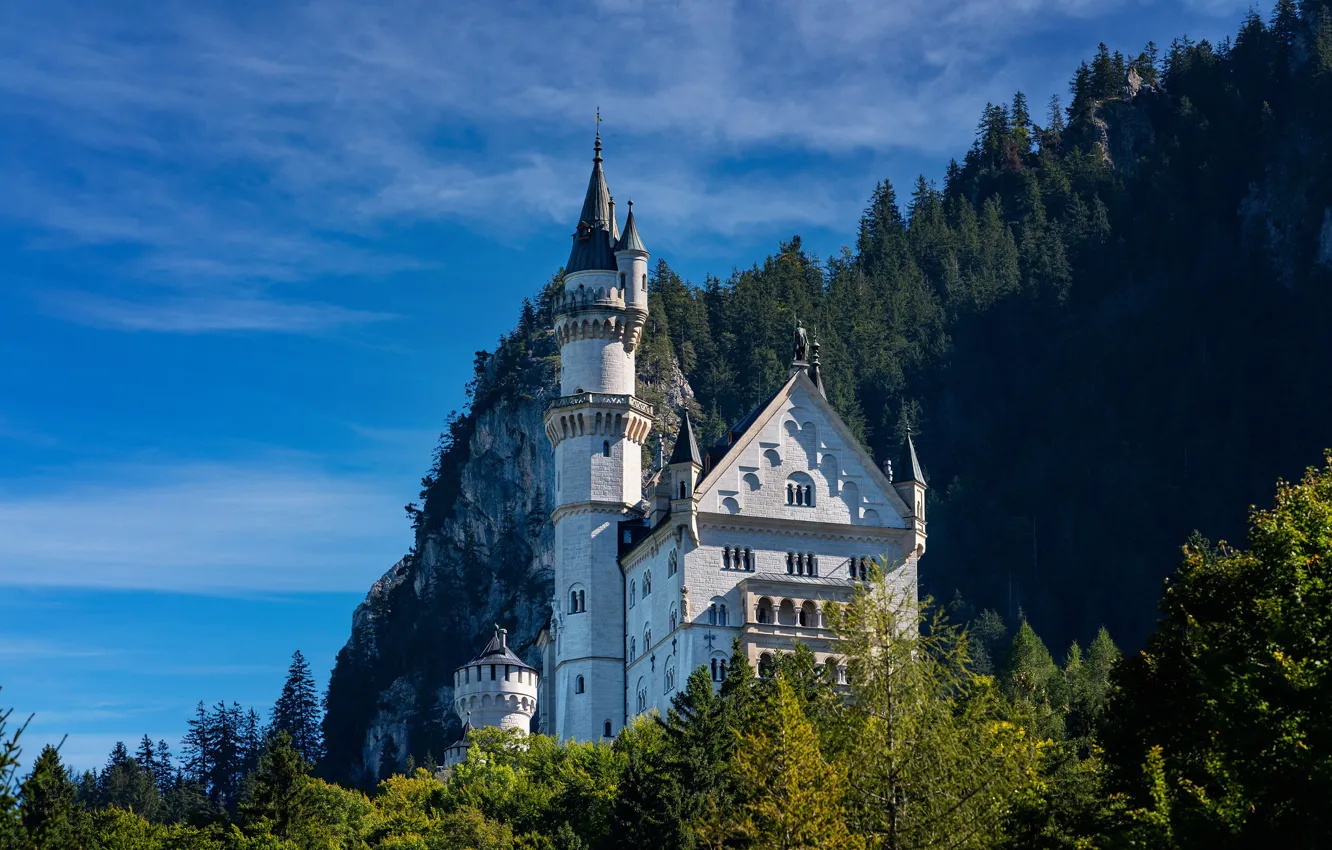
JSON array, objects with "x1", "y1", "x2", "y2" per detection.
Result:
[
  {"x1": 616, "y1": 200, "x2": 646, "y2": 253},
  {"x1": 669, "y1": 410, "x2": 703, "y2": 466},
  {"x1": 566, "y1": 132, "x2": 618, "y2": 273},
  {"x1": 897, "y1": 432, "x2": 925, "y2": 485}
]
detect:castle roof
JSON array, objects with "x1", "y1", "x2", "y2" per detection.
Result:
[
  {"x1": 615, "y1": 202, "x2": 646, "y2": 253},
  {"x1": 566, "y1": 133, "x2": 619, "y2": 274},
  {"x1": 896, "y1": 433, "x2": 925, "y2": 486},
  {"x1": 669, "y1": 409, "x2": 702, "y2": 466},
  {"x1": 465, "y1": 626, "x2": 535, "y2": 671}
]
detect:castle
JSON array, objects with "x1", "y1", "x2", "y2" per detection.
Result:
[{"x1": 444, "y1": 133, "x2": 926, "y2": 758}]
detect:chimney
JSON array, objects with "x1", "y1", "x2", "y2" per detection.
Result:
[{"x1": 499, "y1": 628, "x2": 508, "y2": 650}]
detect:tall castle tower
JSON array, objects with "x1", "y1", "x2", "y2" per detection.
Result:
[{"x1": 541, "y1": 133, "x2": 653, "y2": 741}]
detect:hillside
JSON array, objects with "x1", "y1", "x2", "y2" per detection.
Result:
[{"x1": 322, "y1": 2, "x2": 1332, "y2": 782}]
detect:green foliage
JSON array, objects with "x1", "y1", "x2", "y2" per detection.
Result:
[
  {"x1": 19, "y1": 745, "x2": 84, "y2": 849},
  {"x1": 1106, "y1": 452, "x2": 1332, "y2": 846},
  {"x1": 828, "y1": 565, "x2": 1037, "y2": 850},
  {"x1": 271, "y1": 651, "x2": 324, "y2": 766}
]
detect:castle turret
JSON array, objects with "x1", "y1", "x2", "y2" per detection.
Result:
[
  {"x1": 444, "y1": 627, "x2": 539, "y2": 767},
  {"x1": 892, "y1": 433, "x2": 927, "y2": 552},
  {"x1": 542, "y1": 133, "x2": 653, "y2": 742},
  {"x1": 668, "y1": 410, "x2": 702, "y2": 545}
]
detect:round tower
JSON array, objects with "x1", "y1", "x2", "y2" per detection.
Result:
[
  {"x1": 444, "y1": 627, "x2": 539, "y2": 767},
  {"x1": 542, "y1": 133, "x2": 653, "y2": 742}
]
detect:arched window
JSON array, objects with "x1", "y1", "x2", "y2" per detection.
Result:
[
  {"x1": 570, "y1": 587, "x2": 587, "y2": 614},
  {"x1": 710, "y1": 658, "x2": 717, "y2": 679},
  {"x1": 579, "y1": 589, "x2": 586, "y2": 612},
  {"x1": 629, "y1": 637, "x2": 637, "y2": 661},
  {"x1": 800, "y1": 600, "x2": 818, "y2": 628},
  {"x1": 786, "y1": 552, "x2": 794, "y2": 574},
  {"x1": 743, "y1": 548, "x2": 752, "y2": 571},
  {"x1": 786, "y1": 473, "x2": 815, "y2": 507},
  {"x1": 576, "y1": 675, "x2": 585, "y2": 694},
  {"x1": 711, "y1": 655, "x2": 729, "y2": 682},
  {"x1": 641, "y1": 273, "x2": 647, "y2": 292},
  {"x1": 722, "y1": 547, "x2": 731, "y2": 570},
  {"x1": 756, "y1": 598, "x2": 773, "y2": 624},
  {"x1": 668, "y1": 550, "x2": 677, "y2": 576},
  {"x1": 643, "y1": 571, "x2": 652, "y2": 596},
  {"x1": 758, "y1": 652, "x2": 775, "y2": 678},
  {"x1": 636, "y1": 679, "x2": 647, "y2": 713},
  {"x1": 664, "y1": 657, "x2": 677, "y2": 693},
  {"x1": 643, "y1": 624, "x2": 652, "y2": 649},
  {"x1": 604, "y1": 720, "x2": 613, "y2": 738},
  {"x1": 630, "y1": 581, "x2": 636, "y2": 608},
  {"x1": 708, "y1": 602, "x2": 717, "y2": 625},
  {"x1": 720, "y1": 603, "x2": 728, "y2": 625},
  {"x1": 669, "y1": 605, "x2": 678, "y2": 631},
  {"x1": 679, "y1": 481, "x2": 687, "y2": 499},
  {"x1": 603, "y1": 440, "x2": 611, "y2": 457}
]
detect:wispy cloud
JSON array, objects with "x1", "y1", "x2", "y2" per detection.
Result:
[
  {"x1": 40, "y1": 291, "x2": 398, "y2": 334},
  {"x1": 0, "y1": 0, "x2": 1249, "y2": 331},
  {"x1": 0, "y1": 460, "x2": 406, "y2": 592}
]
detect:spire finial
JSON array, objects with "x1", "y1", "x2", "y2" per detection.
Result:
[{"x1": 594, "y1": 107, "x2": 603, "y2": 161}]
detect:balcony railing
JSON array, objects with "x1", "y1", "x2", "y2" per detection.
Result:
[{"x1": 548, "y1": 392, "x2": 654, "y2": 416}]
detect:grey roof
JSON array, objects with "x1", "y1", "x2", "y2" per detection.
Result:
[
  {"x1": 897, "y1": 433, "x2": 925, "y2": 485},
  {"x1": 669, "y1": 409, "x2": 702, "y2": 466},
  {"x1": 467, "y1": 626, "x2": 535, "y2": 670},
  {"x1": 615, "y1": 202, "x2": 646, "y2": 253},
  {"x1": 566, "y1": 134, "x2": 619, "y2": 274}
]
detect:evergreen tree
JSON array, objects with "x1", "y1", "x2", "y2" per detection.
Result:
[
  {"x1": 238, "y1": 732, "x2": 318, "y2": 842},
  {"x1": 0, "y1": 695, "x2": 25, "y2": 848},
  {"x1": 827, "y1": 564, "x2": 1034, "y2": 849},
  {"x1": 152, "y1": 740, "x2": 174, "y2": 796},
  {"x1": 19, "y1": 744, "x2": 83, "y2": 849},
  {"x1": 272, "y1": 651, "x2": 325, "y2": 766},
  {"x1": 708, "y1": 675, "x2": 856, "y2": 849},
  {"x1": 99, "y1": 740, "x2": 161, "y2": 820}
]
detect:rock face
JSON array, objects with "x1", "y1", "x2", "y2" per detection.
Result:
[{"x1": 322, "y1": 286, "x2": 692, "y2": 785}]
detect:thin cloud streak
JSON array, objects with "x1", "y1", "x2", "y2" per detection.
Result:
[
  {"x1": 0, "y1": 461, "x2": 406, "y2": 592},
  {"x1": 40, "y1": 291, "x2": 399, "y2": 334}
]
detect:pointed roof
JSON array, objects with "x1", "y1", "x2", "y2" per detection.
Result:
[
  {"x1": 694, "y1": 370, "x2": 916, "y2": 520},
  {"x1": 466, "y1": 626, "x2": 535, "y2": 670},
  {"x1": 669, "y1": 409, "x2": 702, "y2": 466},
  {"x1": 566, "y1": 133, "x2": 619, "y2": 274},
  {"x1": 897, "y1": 433, "x2": 925, "y2": 486},
  {"x1": 616, "y1": 201, "x2": 646, "y2": 253}
]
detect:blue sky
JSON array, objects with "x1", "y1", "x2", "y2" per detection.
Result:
[{"x1": 1, "y1": 0, "x2": 1252, "y2": 773}]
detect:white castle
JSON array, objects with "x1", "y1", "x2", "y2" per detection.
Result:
[{"x1": 444, "y1": 133, "x2": 927, "y2": 759}]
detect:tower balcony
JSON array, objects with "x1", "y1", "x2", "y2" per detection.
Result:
[
  {"x1": 552, "y1": 284, "x2": 626, "y2": 317},
  {"x1": 544, "y1": 392, "x2": 654, "y2": 447}
]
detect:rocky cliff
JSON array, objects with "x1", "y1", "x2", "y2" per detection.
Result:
[{"x1": 322, "y1": 279, "x2": 692, "y2": 785}]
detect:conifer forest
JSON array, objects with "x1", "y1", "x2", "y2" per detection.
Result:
[{"x1": 5, "y1": 2, "x2": 1332, "y2": 847}]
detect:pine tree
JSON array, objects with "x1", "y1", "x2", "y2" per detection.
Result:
[
  {"x1": 19, "y1": 744, "x2": 82, "y2": 849},
  {"x1": 239, "y1": 732, "x2": 317, "y2": 842},
  {"x1": 152, "y1": 740, "x2": 174, "y2": 796},
  {"x1": 713, "y1": 675, "x2": 856, "y2": 849},
  {"x1": 272, "y1": 650, "x2": 325, "y2": 766},
  {"x1": 99, "y1": 740, "x2": 161, "y2": 820},
  {"x1": 0, "y1": 695, "x2": 25, "y2": 847},
  {"x1": 134, "y1": 735, "x2": 155, "y2": 773},
  {"x1": 828, "y1": 569, "x2": 1034, "y2": 850}
]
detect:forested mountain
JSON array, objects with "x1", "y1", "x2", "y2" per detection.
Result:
[{"x1": 322, "y1": 1, "x2": 1332, "y2": 782}]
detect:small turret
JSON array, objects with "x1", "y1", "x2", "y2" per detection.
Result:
[
  {"x1": 445, "y1": 626, "x2": 540, "y2": 767},
  {"x1": 615, "y1": 201, "x2": 649, "y2": 335},
  {"x1": 668, "y1": 410, "x2": 702, "y2": 544},
  {"x1": 892, "y1": 432, "x2": 927, "y2": 530}
]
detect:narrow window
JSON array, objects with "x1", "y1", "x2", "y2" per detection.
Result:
[
  {"x1": 679, "y1": 481, "x2": 687, "y2": 499},
  {"x1": 620, "y1": 272, "x2": 626, "y2": 287},
  {"x1": 630, "y1": 581, "x2": 636, "y2": 607},
  {"x1": 709, "y1": 603, "x2": 717, "y2": 625},
  {"x1": 579, "y1": 589, "x2": 586, "y2": 612},
  {"x1": 787, "y1": 552, "x2": 794, "y2": 574},
  {"x1": 603, "y1": 440, "x2": 611, "y2": 457},
  {"x1": 711, "y1": 658, "x2": 718, "y2": 680},
  {"x1": 570, "y1": 589, "x2": 578, "y2": 613},
  {"x1": 576, "y1": 675, "x2": 585, "y2": 694},
  {"x1": 490, "y1": 664, "x2": 496, "y2": 680},
  {"x1": 720, "y1": 604, "x2": 728, "y2": 625},
  {"x1": 505, "y1": 665, "x2": 511, "y2": 681},
  {"x1": 604, "y1": 720, "x2": 613, "y2": 738}
]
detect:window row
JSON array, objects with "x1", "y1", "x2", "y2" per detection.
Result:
[
  {"x1": 456, "y1": 664, "x2": 536, "y2": 686},
  {"x1": 786, "y1": 481, "x2": 814, "y2": 506},
  {"x1": 757, "y1": 652, "x2": 846, "y2": 683},
  {"x1": 755, "y1": 597, "x2": 820, "y2": 628},
  {"x1": 786, "y1": 552, "x2": 819, "y2": 576},
  {"x1": 722, "y1": 546, "x2": 755, "y2": 571},
  {"x1": 629, "y1": 570, "x2": 654, "y2": 608}
]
